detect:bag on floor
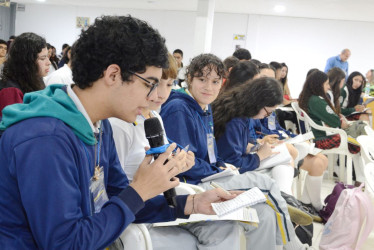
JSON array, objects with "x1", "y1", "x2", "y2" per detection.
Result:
[
  {"x1": 319, "y1": 184, "x2": 374, "y2": 250},
  {"x1": 319, "y1": 182, "x2": 354, "y2": 223}
]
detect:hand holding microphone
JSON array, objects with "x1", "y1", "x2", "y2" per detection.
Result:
[{"x1": 144, "y1": 117, "x2": 178, "y2": 207}]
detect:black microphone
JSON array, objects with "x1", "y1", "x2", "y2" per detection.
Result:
[{"x1": 144, "y1": 117, "x2": 177, "y2": 208}]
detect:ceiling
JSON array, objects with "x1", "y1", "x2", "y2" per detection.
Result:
[{"x1": 15, "y1": 0, "x2": 374, "y2": 22}]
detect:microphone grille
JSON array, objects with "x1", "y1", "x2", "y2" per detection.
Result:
[{"x1": 144, "y1": 117, "x2": 163, "y2": 138}]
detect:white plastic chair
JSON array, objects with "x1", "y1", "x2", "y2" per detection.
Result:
[
  {"x1": 120, "y1": 223, "x2": 153, "y2": 250},
  {"x1": 291, "y1": 102, "x2": 359, "y2": 185},
  {"x1": 357, "y1": 135, "x2": 374, "y2": 166},
  {"x1": 364, "y1": 163, "x2": 374, "y2": 199}
]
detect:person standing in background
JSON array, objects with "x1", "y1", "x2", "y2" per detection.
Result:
[
  {"x1": 324, "y1": 49, "x2": 351, "y2": 76},
  {"x1": 173, "y1": 49, "x2": 186, "y2": 88}
]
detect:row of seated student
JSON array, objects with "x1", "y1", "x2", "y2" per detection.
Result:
[
  {"x1": 0, "y1": 16, "x2": 317, "y2": 249},
  {"x1": 0, "y1": 33, "x2": 73, "y2": 117},
  {"x1": 4, "y1": 18, "x2": 372, "y2": 246},
  {"x1": 298, "y1": 69, "x2": 370, "y2": 184}
]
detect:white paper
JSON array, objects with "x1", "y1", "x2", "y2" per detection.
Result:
[
  {"x1": 201, "y1": 168, "x2": 239, "y2": 182},
  {"x1": 283, "y1": 131, "x2": 314, "y2": 144},
  {"x1": 258, "y1": 143, "x2": 292, "y2": 170},
  {"x1": 211, "y1": 187, "x2": 266, "y2": 216},
  {"x1": 153, "y1": 207, "x2": 259, "y2": 227}
]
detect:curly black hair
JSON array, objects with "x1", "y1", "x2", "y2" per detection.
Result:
[
  {"x1": 1, "y1": 32, "x2": 46, "y2": 93},
  {"x1": 71, "y1": 15, "x2": 169, "y2": 89},
  {"x1": 212, "y1": 77, "x2": 283, "y2": 139},
  {"x1": 185, "y1": 53, "x2": 224, "y2": 85}
]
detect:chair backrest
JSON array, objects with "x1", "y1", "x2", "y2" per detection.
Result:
[
  {"x1": 357, "y1": 135, "x2": 374, "y2": 165},
  {"x1": 364, "y1": 162, "x2": 374, "y2": 199},
  {"x1": 291, "y1": 102, "x2": 312, "y2": 133}
]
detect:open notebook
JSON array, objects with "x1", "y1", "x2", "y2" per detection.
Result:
[
  {"x1": 211, "y1": 187, "x2": 267, "y2": 216},
  {"x1": 153, "y1": 207, "x2": 259, "y2": 227},
  {"x1": 201, "y1": 168, "x2": 239, "y2": 182},
  {"x1": 258, "y1": 143, "x2": 292, "y2": 170}
]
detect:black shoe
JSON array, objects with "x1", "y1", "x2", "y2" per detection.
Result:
[{"x1": 300, "y1": 202, "x2": 323, "y2": 223}]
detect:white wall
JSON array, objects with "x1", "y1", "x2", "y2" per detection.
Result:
[
  {"x1": 15, "y1": 4, "x2": 197, "y2": 62},
  {"x1": 15, "y1": 4, "x2": 374, "y2": 97}
]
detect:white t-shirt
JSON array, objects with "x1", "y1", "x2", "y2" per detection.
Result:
[
  {"x1": 44, "y1": 64, "x2": 73, "y2": 86},
  {"x1": 109, "y1": 111, "x2": 168, "y2": 181}
]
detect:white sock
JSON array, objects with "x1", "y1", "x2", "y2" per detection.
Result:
[
  {"x1": 283, "y1": 236, "x2": 311, "y2": 250},
  {"x1": 303, "y1": 175, "x2": 323, "y2": 211},
  {"x1": 271, "y1": 165, "x2": 294, "y2": 195},
  {"x1": 300, "y1": 184, "x2": 311, "y2": 204}
]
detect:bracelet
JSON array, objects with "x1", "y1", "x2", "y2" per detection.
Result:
[{"x1": 192, "y1": 194, "x2": 196, "y2": 214}]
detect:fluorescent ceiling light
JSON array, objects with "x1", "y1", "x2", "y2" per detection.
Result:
[
  {"x1": 274, "y1": 5, "x2": 286, "y2": 13},
  {"x1": 36, "y1": 0, "x2": 46, "y2": 2}
]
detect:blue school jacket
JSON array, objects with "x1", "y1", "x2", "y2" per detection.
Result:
[
  {"x1": 0, "y1": 85, "x2": 187, "y2": 249},
  {"x1": 160, "y1": 90, "x2": 225, "y2": 184},
  {"x1": 216, "y1": 117, "x2": 260, "y2": 171}
]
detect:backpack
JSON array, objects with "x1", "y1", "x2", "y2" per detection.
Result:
[
  {"x1": 319, "y1": 184, "x2": 374, "y2": 250},
  {"x1": 319, "y1": 182, "x2": 354, "y2": 223}
]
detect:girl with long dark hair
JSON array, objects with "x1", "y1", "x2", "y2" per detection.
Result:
[
  {"x1": 0, "y1": 32, "x2": 50, "y2": 116},
  {"x1": 326, "y1": 67, "x2": 345, "y2": 114},
  {"x1": 340, "y1": 71, "x2": 369, "y2": 122}
]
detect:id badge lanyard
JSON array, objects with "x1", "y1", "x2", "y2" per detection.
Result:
[
  {"x1": 82, "y1": 125, "x2": 109, "y2": 214},
  {"x1": 196, "y1": 111, "x2": 217, "y2": 164},
  {"x1": 267, "y1": 112, "x2": 277, "y2": 130}
]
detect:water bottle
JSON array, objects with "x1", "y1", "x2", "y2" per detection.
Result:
[{"x1": 365, "y1": 83, "x2": 370, "y2": 97}]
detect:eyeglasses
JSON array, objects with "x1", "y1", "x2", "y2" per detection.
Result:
[
  {"x1": 129, "y1": 70, "x2": 159, "y2": 97},
  {"x1": 263, "y1": 107, "x2": 272, "y2": 118}
]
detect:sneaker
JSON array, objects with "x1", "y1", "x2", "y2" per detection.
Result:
[
  {"x1": 287, "y1": 205, "x2": 313, "y2": 226},
  {"x1": 300, "y1": 202, "x2": 323, "y2": 223}
]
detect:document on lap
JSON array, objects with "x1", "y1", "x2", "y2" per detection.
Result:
[
  {"x1": 258, "y1": 143, "x2": 291, "y2": 170},
  {"x1": 201, "y1": 168, "x2": 239, "y2": 182},
  {"x1": 211, "y1": 187, "x2": 266, "y2": 216},
  {"x1": 283, "y1": 131, "x2": 314, "y2": 144},
  {"x1": 153, "y1": 207, "x2": 259, "y2": 227}
]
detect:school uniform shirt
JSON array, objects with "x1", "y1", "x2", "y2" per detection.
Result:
[
  {"x1": 339, "y1": 85, "x2": 355, "y2": 116},
  {"x1": 216, "y1": 117, "x2": 260, "y2": 171},
  {"x1": 109, "y1": 112, "x2": 168, "y2": 181},
  {"x1": 0, "y1": 85, "x2": 188, "y2": 249},
  {"x1": 44, "y1": 64, "x2": 73, "y2": 86},
  {"x1": 308, "y1": 95, "x2": 341, "y2": 139},
  {"x1": 160, "y1": 90, "x2": 226, "y2": 184}
]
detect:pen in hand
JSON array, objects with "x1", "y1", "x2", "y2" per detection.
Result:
[{"x1": 210, "y1": 181, "x2": 231, "y2": 195}]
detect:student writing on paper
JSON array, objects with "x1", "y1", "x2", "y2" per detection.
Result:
[
  {"x1": 110, "y1": 53, "x2": 248, "y2": 249},
  {"x1": 339, "y1": 71, "x2": 370, "y2": 122},
  {"x1": 213, "y1": 62, "x2": 296, "y2": 196},
  {"x1": 298, "y1": 70, "x2": 368, "y2": 154},
  {"x1": 161, "y1": 54, "x2": 314, "y2": 250},
  {"x1": 256, "y1": 66, "x2": 328, "y2": 214},
  {"x1": 299, "y1": 70, "x2": 369, "y2": 184}
]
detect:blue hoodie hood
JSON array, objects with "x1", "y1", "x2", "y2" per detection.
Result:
[{"x1": 0, "y1": 84, "x2": 96, "y2": 145}]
